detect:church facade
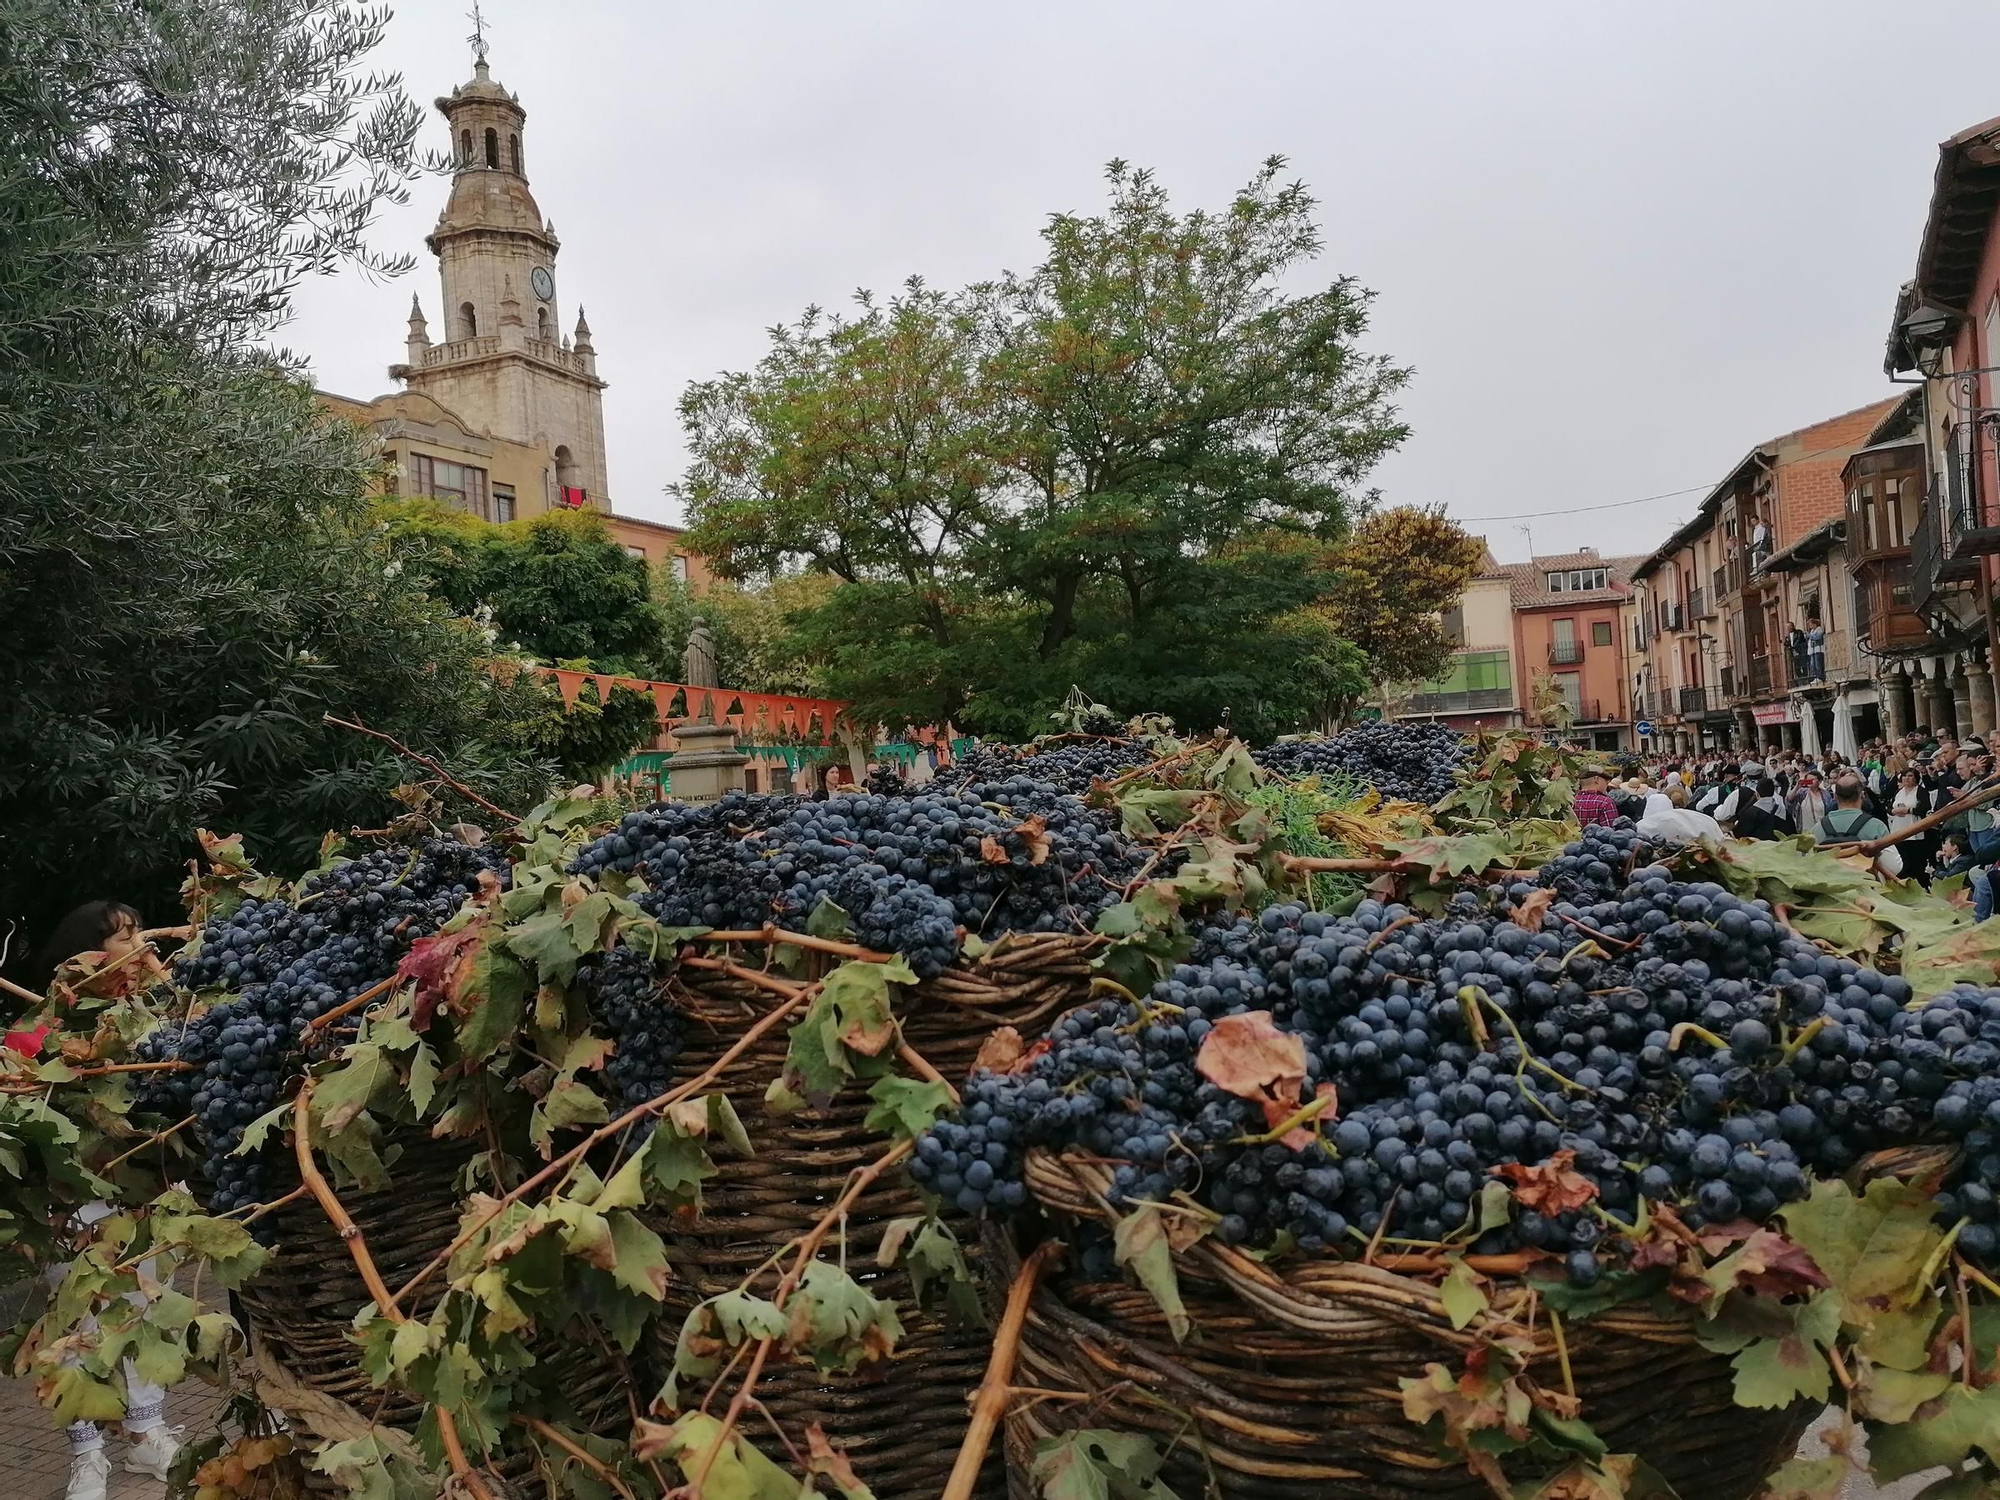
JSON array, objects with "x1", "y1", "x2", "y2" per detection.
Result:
[{"x1": 317, "y1": 56, "x2": 705, "y2": 583}]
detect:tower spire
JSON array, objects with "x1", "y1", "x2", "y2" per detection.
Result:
[{"x1": 466, "y1": 1, "x2": 490, "y2": 67}]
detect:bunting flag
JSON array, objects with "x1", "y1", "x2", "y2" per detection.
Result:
[
  {"x1": 553, "y1": 670, "x2": 586, "y2": 709},
  {"x1": 532, "y1": 667, "x2": 877, "y2": 745},
  {"x1": 592, "y1": 674, "x2": 618, "y2": 704}
]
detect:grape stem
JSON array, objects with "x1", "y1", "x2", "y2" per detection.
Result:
[
  {"x1": 1548, "y1": 1307, "x2": 1575, "y2": 1399},
  {"x1": 941, "y1": 1239, "x2": 1064, "y2": 1500},
  {"x1": 299, "y1": 972, "x2": 404, "y2": 1040},
  {"x1": 1230, "y1": 1088, "x2": 1338, "y2": 1147},
  {"x1": 322, "y1": 713, "x2": 520, "y2": 829},
  {"x1": 1667, "y1": 1023, "x2": 1726, "y2": 1053},
  {"x1": 101, "y1": 1113, "x2": 197, "y2": 1171},
  {"x1": 1553, "y1": 912, "x2": 1637, "y2": 953},
  {"x1": 1778, "y1": 1015, "x2": 1829, "y2": 1064},
  {"x1": 695, "y1": 927, "x2": 893, "y2": 962},
  {"x1": 516, "y1": 1417, "x2": 636, "y2": 1500}
]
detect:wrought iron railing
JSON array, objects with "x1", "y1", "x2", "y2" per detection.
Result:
[
  {"x1": 1548, "y1": 640, "x2": 1585, "y2": 665},
  {"x1": 1689, "y1": 587, "x2": 1714, "y2": 620},
  {"x1": 1911, "y1": 492, "x2": 1943, "y2": 611},
  {"x1": 1679, "y1": 686, "x2": 1708, "y2": 716},
  {"x1": 1405, "y1": 688, "x2": 1513, "y2": 713}
]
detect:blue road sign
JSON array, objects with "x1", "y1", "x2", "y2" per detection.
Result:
[{"x1": 1635, "y1": 720, "x2": 1654, "y2": 738}]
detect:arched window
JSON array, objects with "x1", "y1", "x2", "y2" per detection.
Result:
[
  {"x1": 459, "y1": 301, "x2": 477, "y2": 340},
  {"x1": 509, "y1": 134, "x2": 522, "y2": 174},
  {"x1": 459, "y1": 128, "x2": 471, "y2": 162},
  {"x1": 554, "y1": 444, "x2": 580, "y2": 503},
  {"x1": 535, "y1": 307, "x2": 550, "y2": 340},
  {"x1": 484, "y1": 128, "x2": 498, "y2": 168}
]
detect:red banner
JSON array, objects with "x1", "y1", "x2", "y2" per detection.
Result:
[{"x1": 534, "y1": 667, "x2": 852, "y2": 742}]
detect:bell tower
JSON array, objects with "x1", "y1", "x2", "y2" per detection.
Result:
[{"x1": 394, "y1": 43, "x2": 611, "y2": 506}]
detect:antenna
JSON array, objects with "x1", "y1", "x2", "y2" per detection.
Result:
[
  {"x1": 1515, "y1": 522, "x2": 1535, "y2": 560},
  {"x1": 467, "y1": 1, "x2": 490, "y2": 65}
]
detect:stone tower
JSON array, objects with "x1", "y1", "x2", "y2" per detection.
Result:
[{"x1": 394, "y1": 56, "x2": 611, "y2": 505}]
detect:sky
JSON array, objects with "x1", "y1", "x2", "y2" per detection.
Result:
[{"x1": 285, "y1": 0, "x2": 2000, "y2": 565}]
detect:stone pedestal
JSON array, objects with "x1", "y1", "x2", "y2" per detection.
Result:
[
  {"x1": 1970, "y1": 656, "x2": 1997, "y2": 741},
  {"x1": 667, "y1": 721, "x2": 749, "y2": 804}
]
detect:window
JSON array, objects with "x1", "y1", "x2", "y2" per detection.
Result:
[
  {"x1": 459, "y1": 128, "x2": 471, "y2": 161},
  {"x1": 491, "y1": 483, "x2": 514, "y2": 522},
  {"x1": 536, "y1": 307, "x2": 550, "y2": 340},
  {"x1": 1441, "y1": 604, "x2": 1465, "y2": 645},
  {"x1": 413, "y1": 454, "x2": 489, "y2": 518},
  {"x1": 743, "y1": 768, "x2": 760, "y2": 794},
  {"x1": 509, "y1": 133, "x2": 522, "y2": 174},
  {"x1": 624, "y1": 545, "x2": 647, "y2": 559},
  {"x1": 671, "y1": 555, "x2": 690, "y2": 584},
  {"x1": 1555, "y1": 672, "x2": 1584, "y2": 715},
  {"x1": 1546, "y1": 568, "x2": 1607, "y2": 593},
  {"x1": 484, "y1": 127, "x2": 499, "y2": 168},
  {"x1": 459, "y1": 301, "x2": 477, "y2": 339},
  {"x1": 1591, "y1": 621, "x2": 1612, "y2": 647}
]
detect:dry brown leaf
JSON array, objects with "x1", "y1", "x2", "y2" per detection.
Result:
[
  {"x1": 972, "y1": 1026, "x2": 1027, "y2": 1075},
  {"x1": 1195, "y1": 1011, "x2": 1306, "y2": 1134},
  {"x1": 1512, "y1": 887, "x2": 1556, "y2": 930},
  {"x1": 1490, "y1": 1150, "x2": 1599, "y2": 1215}
]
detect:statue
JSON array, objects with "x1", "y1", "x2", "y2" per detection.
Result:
[{"x1": 683, "y1": 618, "x2": 719, "y2": 689}]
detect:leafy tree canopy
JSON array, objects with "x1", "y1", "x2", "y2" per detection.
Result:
[
  {"x1": 679, "y1": 157, "x2": 1435, "y2": 738},
  {"x1": 0, "y1": 1, "x2": 599, "y2": 942}
]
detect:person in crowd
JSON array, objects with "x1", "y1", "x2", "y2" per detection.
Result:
[
  {"x1": 1930, "y1": 831, "x2": 1995, "y2": 920},
  {"x1": 1732, "y1": 776, "x2": 1794, "y2": 840},
  {"x1": 1787, "y1": 771, "x2": 1831, "y2": 837},
  {"x1": 1573, "y1": 767, "x2": 1619, "y2": 829},
  {"x1": 1816, "y1": 773, "x2": 1903, "y2": 877},
  {"x1": 1806, "y1": 620, "x2": 1826, "y2": 682},
  {"x1": 1695, "y1": 764, "x2": 1741, "y2": 817},
  {"x1": 1638, "y1": 790, "x2": 1724, "y2": 843},
  {"x1": 18, "y1": 902, "x2": 183, "y2": 1500},
  {"x1": 1889, "y1": 767, "x2": 1931, "y2": 835}
]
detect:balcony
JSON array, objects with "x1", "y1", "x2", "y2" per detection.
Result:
[
  {"x1": 1942, "y1": 420, "x2": 2000, "y2": 558},
  {"x1": 1852, "y1": 564, "x2": 1932, "y2": 652},
  {"x1": 1660, "y1": 601, "x2": 1684, "y2": 632},
  {"x1": 1747, "y1": 652, "x2": 1786, "y2": 697},
  {"x1": 1405, "y1": 688, "x2": 1514, "y2": 714},
  {"x1": 1548, "y1": 640, "x2": 1585, "y2": 665},
  {"x1": 1679, "y1": 686, "x2": 1708, "y2": 717},
  {"x1": 1689, "y1": 587, "x2": 1714, "y2": 620},
  {"x1": 1720, "y1": 664, "x2": 1738, "y2": 700},
  {"x1": 1909, "y1": 493, "x2": 1975, "y2": 610}
]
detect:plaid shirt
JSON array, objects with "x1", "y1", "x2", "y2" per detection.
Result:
[{"x1": 1573, "y1": 789, "x2": 1619, "y2": 828}]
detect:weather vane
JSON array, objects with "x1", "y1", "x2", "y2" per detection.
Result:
[{"x1": 467, "y1": 1, "x2": 490, "y2": 65}]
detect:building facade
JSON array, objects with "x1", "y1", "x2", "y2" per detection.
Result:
[
  {"x1": 1501, "y1": 550, "x2": 1643, "y2": 752},
  {"x1": 317, "y1": 55, "x2": 705, "y2": 586},
  {"x1": 1398, "y1": 552, "x2": 1521, "y2": 731}
]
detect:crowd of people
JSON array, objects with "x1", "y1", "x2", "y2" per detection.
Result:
[{"x1": 1570, "y1": 728, "x2": 1999, "y2": 911}]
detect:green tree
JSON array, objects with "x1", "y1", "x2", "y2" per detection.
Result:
[
  {"x1": 0, "y1": 1, "x2": 575, "y2": 939},
  {"x1": 679, "y1": 160, "x2": 1415, "y2": 736},
  {"x1": 379, "y1": 502, "x2": 670, "y2": 673}
]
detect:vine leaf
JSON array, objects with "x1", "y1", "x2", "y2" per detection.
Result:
[
  {"x1": 1031, "y1": 1429, "x2": 1180, "y2": 1500},
  {"x1": 878, "y1": 1215, "x2": 983, "y2": 1325},
  {"x1": 1439, "y1": 1257, "x2": 1488, "y2": 1331},
  {"x1": 1195, "y1": 1011, "x2": 1305, "y2": 1135},
  {"x1": 1491, "y1": 1150, "x2": 1598, "y2": 1216},
  {"x1": 1755, "y1": 1454, "x2": 1850, "y2": 1500},
  {"x1": 311, "y1": 1043, "x2": 398, "y2": 1136},
  {"x1": 783, "y1": 1261, "x2": 904, "y2": 1374},
  {"x1": 634, "y1": 1410, "x2": 801, "y2": 1497},
  {"x1": 1778, "y1": 1176, "x2": 1940, "y2": 1332},
  {"x1": 863, "y1": 1075, "x2": 954, "y2": 1142},
  {"x1": 1112, "y1": 1204, "x2": 1189, "y2": 1342},
  {"x1": 1700, "y1": 1228, "x2": 1827, "y2": 1303},
  {"x1": 1857, "y1": 1365, "x2": 1954, "y2": 1425},
  {"x1": 1703, "y1": 1289, "x2": 1841, "y2": 1409},
  {"x1": 657, "y1": 1289, "x2": 787, "y2": 1412},
  {"x1": 1866, "y1": 1383, "x2": 2000, "y2": 1481},
  {"x1": 804, "y1": 1424, "x2": 877, "y2": 1500},
  {"x1": 768, "y1": 958, "x2": 916, "y2": 1114}
]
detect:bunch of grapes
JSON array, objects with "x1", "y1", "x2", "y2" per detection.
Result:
[
  {"x1": 918, "y1": 817, "x2": 2000, "y2": 1284},
  {"x1": 570, "y1": 780, "x2": 1150, "y2": 980},
  {"x1": 1254, "y1": 722, "x2": 1469, "y2": 805},
  {"x1": 139, "y1": 839, "x2": 508, "y2": 1214},
  {"x1": 944, "y1": 740, "x2": 1154, "y2": 797},
  {"x1": 864, "y1": 765, "x2": 909, "y2": 797},
  {"x1": 575, "y1": 947, "x2": 687, "y2": 1112}
]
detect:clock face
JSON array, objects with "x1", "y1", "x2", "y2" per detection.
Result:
[{"x1": 530, "y1": 266, "x2": 555, "y2": 301}]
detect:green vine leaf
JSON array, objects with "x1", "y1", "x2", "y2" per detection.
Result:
[
  {"x1": 1030, "y1": 1428, "x2": 1181, "y2": 1500},
  {"x1": 878, "y1": 1215, "x2": 983, "y2": 1326},
  {"x1": 1778, "y1": 1176, "x2": 1941, "y2": 1333},
  {"x1": 1867, "y1": 1383, "x2": 2000, "y2": 1482},
  {"x1": 1439, "y1": 1257, "x2": 1488, "y2": 1331},
  {"x1": 863, "y1": 1075, "x2": 953, "y2": 1142},
  {"x1": 635, "y1": 1410, "x2": 802, "y2": 1498},
  {"x1": 783, "y1": 1261, "x2": 904, "y2": 1374},
  {"x1": 1112, "y1": 1203, "x2": 1188, "y2": 1342}
]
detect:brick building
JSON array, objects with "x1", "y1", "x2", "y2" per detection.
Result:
[{"x1": 1501, "y1": 549, "x2": 1645, "y2": 752}]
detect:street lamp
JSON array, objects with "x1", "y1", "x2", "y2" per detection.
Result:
[{"x1": 1900, "y1": 302, "x2": 1957, "y2": 377}]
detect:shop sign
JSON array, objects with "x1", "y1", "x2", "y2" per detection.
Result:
[{"x1": 1752, "y1": 702, "x2": 1796, "y2": 726}]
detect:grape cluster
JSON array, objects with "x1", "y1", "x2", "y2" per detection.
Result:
[
  {"x1": 864, "y1": 765, "x2": 909, "y2": 798},
  {"x1": 570, "y1": 782, "x2": 1149, "y2": 979},
  {"x1": 946, "y1": 740, "x2": 1154, "y2": 797},
  {"x1": 920, "y1": 819, "x2": 2000, "y2": 1283},
  {"x1": 140, "y1": 840, "x2": 508, "y2": 1213},
  {"x1": 575, "y1": 948, "x2": 687, "y2": 1111},
  {"x1": 1254, "y1": 722, "x2": 1469, "y2": 805}
]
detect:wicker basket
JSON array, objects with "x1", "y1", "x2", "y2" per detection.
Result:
[
  {"x1": 998, "y1": 1152, "x2": 1814, "y2": 1500},
  {"x1": 232, "y1": 1135, "x2": 633, "y2": 1488},
  {"x1": 644, "y1": 931, "x2": 1102, "y2": 1500}
]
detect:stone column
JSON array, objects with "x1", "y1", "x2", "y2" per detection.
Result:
[
  {"x1": 1928, "y1": 659, "x2": 1956, "y2": 737},
  {"x1": 1735, "y1": 709, "x2": 1757, "y2": 751},
  {"x1": 1954, "y1": 658, "x2": 1976, "y2": 743},
  {"x1": 1969, "y1": 654, "x2": 1997, "y2": 741},
  {"x1": 1880, "y1": 669, "x2": 1909, "y2": 738}
]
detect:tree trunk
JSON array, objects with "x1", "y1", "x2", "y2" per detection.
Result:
[{"x1": 1038, "y1": 572, "x2": 1080, "y2": 659}]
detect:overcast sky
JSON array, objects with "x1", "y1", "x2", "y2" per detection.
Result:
[{"x1": 285, "y1": 1, "x2": 2000, "y2": 565}]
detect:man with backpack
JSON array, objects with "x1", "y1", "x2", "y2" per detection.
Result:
[{"x1": 1816, "y1": 773, "x2": 1903, "y2": 876}]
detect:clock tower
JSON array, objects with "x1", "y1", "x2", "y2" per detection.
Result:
[{"x1": 393, "y1": 55, "x2": 611, "y2": 506}]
